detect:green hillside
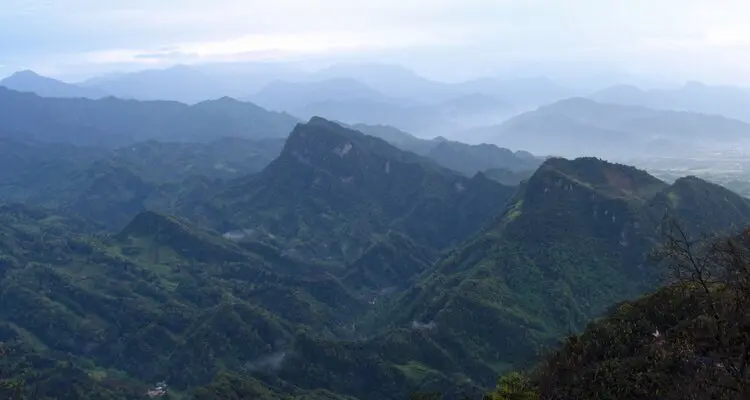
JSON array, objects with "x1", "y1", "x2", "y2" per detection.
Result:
[
  {"x1": 2, "y1": 110, "x2": 749, "y2": 399},
  {"x1": 382, "y1": 157, "x2": 750, "y2": 378},
  {"x1": 182, "y1": 117, "x2": 516, "y2": 265}
]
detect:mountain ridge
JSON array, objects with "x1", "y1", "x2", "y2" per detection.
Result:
[
  {"x1": 473, "y1": 97, "x2": 750, "y2": 158},
  {"x1": 0, "y1": 87, "x2": 299, "y2": 147},
  {"x1": 179, "y1": 117, "x2": 516, "y2": 267},
  {"x1": 380, "y1": 156, "x2": 750, "y2": 379},
  {"x1": 0, "y1": 70, "x2": 108, "y2": 99}
]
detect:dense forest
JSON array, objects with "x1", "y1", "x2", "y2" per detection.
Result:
[{"x1": 1, "y1": 88, "x2": 749, "y2": 399}]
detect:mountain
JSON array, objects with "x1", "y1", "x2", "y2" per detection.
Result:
[
  {"x1": 0, "y1": 70, "x2": 108, "y2": 99},
  {"x1": 310, "y1": 63, "x2": 462, "y2": 103},
  {"x1": 348, "y1": 123, "x2": 433, "y2": 153},
  {"x1": 382, "y1": 157, "x2": 750, "y2": 375},
  {"x1": 250, "y1": 78, "x2": 414, "y2": 112},
  {"x1": 291, "y1": 92, "x2": 515, "y2": 138},
  {"x1": 0, "y1": 88, "x2": 299, "y2": 147},
  {"x1": 80, "y1": 65, "x2": 226, "y2": 103},
  {"x1": 590, "y1": 81, "x2": 750, "y2": 123},
  {"x1": 196, "y1": 61, "x2": 308, "y2": 92},
  {"x1": 349, "y1": 124, "x2": 542, "y2": 177},
  {"x1": 109, "y1": 137, "x2": 286, "y2": 183},
  {"x1": 179, "y1": 117, "x2": 517, "y2": 266},
  {"x1": 471, "y1": 97, "x2": 750, "y2": 158},
  {"x1": 421, "y1": 141, "x2": 542, "y2": 177},
  {"x1": 435, "y1": 93, "x2": 515, "y2": 124},
  {"x1": 295, "y1": 98, "x2": 457, "y2": 136},
  {"x1": 0, "y1": 134, "x2": 285, "y2": 231},
  {"x1": 0, "y1": 205, "x2": 375, "y2": 398},
  {"x1": 0, "y1": 135, "x2": 106, "y2": 202},
  {"x1": 455, "y1": 77, "x2": 573, "y2": 110},
  {"x1": 3, "y1": 148, "x2": 750, "y2": 399},
  {"x1": 80, "y1": 62, "x2": 308, "y2": 103},
  {"x1": 311, "y1": 63, "x2": 570, "y2": 112},
  {"x1": 526, "y1": 222, "x2": 750, "y2": 399}
]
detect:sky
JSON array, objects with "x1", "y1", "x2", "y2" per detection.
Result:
[{"x1": 2, "y1": 0, "x2": 750, "y2": 85}]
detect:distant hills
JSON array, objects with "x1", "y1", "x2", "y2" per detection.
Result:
[
  {"x1": 79, "y1": 64, "x2": 231, "y2": 104},
  {"x1": 591, "y1": 81, "x2": 750, "y2": 123},
  {"x1": 292, "y1": 94, "x2": 515, "y2": 138},
  {"x1": 309, "y1": 63, "x2": 573, "y2": 108},
  {"x1": 0, "y1": 64, "x2": 569, "y2": 137},
  {"x1": 469, "y1": 97, "x2": 750, "y2": 158},
  {"x1": 309, "y1": 62, "x2": 463, "y2": 103},
  {"x1": 10, "y1": 65, "x2": 750, "y2": 152},
  {"x1": 0, "y1": 87, "x2": 541, "y2": 184},
  {"x1": 0, "y1": 70, "x2": 108, "y2": 99},
  {"x1": 351, "y1": 123, "x2": 543, "y2": 178},
  {"x1": 249, "y1": 78, "x2": 414, "y2": 112},
  {"x1": 0, "y1": 87, "x2": 299, "y2": 147}
]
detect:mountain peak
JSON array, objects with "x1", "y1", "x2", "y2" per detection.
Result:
[
  {"x1": 532, "y1": 157, "x2": 666, "y2": 201},
  {"x1": 1, "y1": 70, "x2": 107, "y2": 99},
  {"x1": 211, "y1": 117, "x2": 511, "y2": 262},
  {"x1": 665, "y1": 175, "x2": 748, "y2": 204},
  {"x1": 279, "y1": 117, "x2": 444, "y2": 175},
  {"x1": 2, "y1": 70, "x2": 55, "y2": 85},
  {"x1": 286, "y1": 117, "x2": 379, "y2": 155},
  {"x1": 651, "y1": 175, "x2": 750, "y2": 235},
  {"x1": 7, "y1": 69, "x2": 42, "y2": 79}
]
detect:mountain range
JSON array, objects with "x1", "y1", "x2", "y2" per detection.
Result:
[
  {"x1": 0, "y1": 87, "x2": 299, "y2": 147},
  {"x1": 7, "y1": 64, "x2": 750, "y2": 152},
  {"x1": 468, "y1": 97, "x2": 750, "y2": 158},
  {"x1": 2, "y1": 78, "x2": 750, "y2": 399},
  {"x1": 350, "y1": 124, "x2": 542, "y2": 178},
  {"x1": 1, "y1": 63, "x2": 568, "y2": 107},
  {"x1": 2, "y1": 106, "x2": 750, "y2": 399},
  {"x1": 0, "y1": 70, "x2": 109, "y2": 99},
  {"x1": 590, "y1": 81, "x2": 750, "y2": 123},
  {"x1": 0, "y1": 64, "x2": 568, "y2": 137},
  {"x1": 174, "y1": 117, "x2": 518, "y2": 266}
]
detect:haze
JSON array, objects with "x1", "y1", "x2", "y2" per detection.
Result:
[{"x1": 3, "y1": 0, "x2": 750, "y2": 86}]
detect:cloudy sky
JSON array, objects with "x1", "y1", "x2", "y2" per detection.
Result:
[{"x1": 2, "y1": 0, "x2": 749, "y2": 84}]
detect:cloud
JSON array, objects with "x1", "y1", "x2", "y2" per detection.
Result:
[
  {"x1": 133, "y1": 51, "x2": 199, "y2": 61},
  {"x1": 4, "y1": 0, "x2": 750, "y2": 84}
]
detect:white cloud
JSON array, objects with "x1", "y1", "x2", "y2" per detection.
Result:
[{"x1": 4, "y1": 0, "x2": 750, "y2": 84}]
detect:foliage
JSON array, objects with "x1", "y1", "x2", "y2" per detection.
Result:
[
  {"x1": 3, "y1": 112, "x2": 750, "y2": 400},
  {"x1": 384, "y1": 157, "x2": 750, "y2": 381},
  {"x1": 0, "y1": 344, "x2": 26, "y2": 400},
  {"x1": 180, "y1": 117, "x2": 517, "y2": 265},
  {"x1": 483, "y1": 372, "x2": 538, "y2": 400},
  {"x1": 528, "y1": 220, "x2": 750, "y2": 399}
]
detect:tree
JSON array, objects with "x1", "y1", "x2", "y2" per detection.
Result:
[
  {"x1": 0, "y1": 344, "x2": 27, "y2": 400},
  {"x1": 530, "y1": 219, "x2": 750, "y2": 399},
  {"x1": 652, "y1": 219, "x2": 750, "y2": 397},
  {"x1": 483, "y1": 372, "x2": 538, "y2": 400}
]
